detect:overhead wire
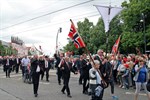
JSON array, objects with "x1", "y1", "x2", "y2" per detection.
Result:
[
  {"x1": 1, "y1": 13, "x2": 99, "y2": 38},
  {"x1": 0, "y1": 0, "x2": 94, "y2": 30},
  {"x1": 0, "y1": 0, "x2": 121, "y2": 31},
  {"x1": 4, "y1": 0, "x2": 60, "y2": 23},
  {"x1": 0, "y1": 0, "x2": 124, "y2": 38},
  {"x1": 11, "y1": 11, "x2": 98, "y2": 31}
]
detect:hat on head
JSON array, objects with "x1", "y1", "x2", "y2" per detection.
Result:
[{"x1": 124, "y1": 64, "x2": 129, "y2": 68}]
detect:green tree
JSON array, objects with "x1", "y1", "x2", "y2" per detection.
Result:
[
  {"x1": 64, "y1": 0, "x2": 150, "y2": 54},
  {"x1": 121, "y1": 0, "x2": 150, "y2": 53}
]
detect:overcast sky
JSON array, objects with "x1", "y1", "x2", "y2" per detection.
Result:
[{"x1": 0, "y1": 0, "x2": 127, "y2": 56}]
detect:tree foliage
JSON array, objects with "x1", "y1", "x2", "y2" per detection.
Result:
[{"x1": 63, "y1": 0, "x2": 150, "y2": 55}]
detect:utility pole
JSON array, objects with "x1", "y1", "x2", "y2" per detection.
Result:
[
  {"x1": 140, "y1": 13, "x2": 146, "y2": 54},
  {"x1": 56, "y1": 27, "x2": 62, "y2": 55}
]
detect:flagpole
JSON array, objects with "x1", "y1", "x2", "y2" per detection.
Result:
[{"x1": 70, "y1": 19, "x2": 107, "y2": 84}]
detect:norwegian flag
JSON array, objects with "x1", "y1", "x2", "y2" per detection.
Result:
[
  {"x1": 68, "y1": 21, "x2": 85, "y2": 48},
  {"x1": 111, "y1": 35, "x2": 121, "y2": 54}
]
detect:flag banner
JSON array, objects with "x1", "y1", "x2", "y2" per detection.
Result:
[
  {"x1": 112, "y1": 35, "x2": 121, "y2": 54},
  {"x1": 94, "y1": 5, "x2": 123, "y2": 32},
  {"x1": 68, "y1": 20, "x2": 85, "y2": 48}
]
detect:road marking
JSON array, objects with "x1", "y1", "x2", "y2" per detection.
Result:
[
  {"x1": 126, "y1": 92, "x2": 147, "y2": 96},
  {"x1": 39, "y1": 82, "x2": 50, "y2": 85}
]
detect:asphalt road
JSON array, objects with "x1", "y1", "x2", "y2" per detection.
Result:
[{"x1": 0, "y1": 67, "x2": 148, "y2": 100}]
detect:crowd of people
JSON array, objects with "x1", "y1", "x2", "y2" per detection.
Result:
[{"x1": 0, "y1": 49, "x2": 150, "y2": 100}]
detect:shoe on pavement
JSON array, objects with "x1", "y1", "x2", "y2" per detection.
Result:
[
  {"x1": 61, "y1": 90, "x2": 65, "y2": 94},
  {"x1": 67, "y1": 95, "x2": 72, "y2": 98},
  {"x1": 34, "y1": 94, "x2": 38, "y2": 97}
]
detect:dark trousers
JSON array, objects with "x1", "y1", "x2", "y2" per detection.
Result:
[
  {"x1": 113, "y1": 69, "x2": 118, "y2": 84},
  {"x1": 108, "y1": 80, "x2": 114, "y2": 94},
  {"x1": 6, "y1": 69, "x2": 10, "y2": 77},
  {"x1": 5, "y1": 66, "x2": 11, "y2": 78},
  {"x1": 41, "y1": 68, "x2": 49, "y2": 81},
  {"x1": 79, "y1": 71, "x2": 83, "y2": 84},
  {"x1": 12, "y1": 65, "x2": 15, "y2": 72},
  {"x1": 21, "y1": 66, "x2": 25, "y2": 77},
  {"x1": 15, "y1": 64, "x2": 19, "y2": 73},
  {"x1": 32, "y1": 72, "x2": 40, "y2": 94},
  {"x1": 83, "y1": 77, "x2": 89, "y2": 93},
  {"x1": 45, "y1": 68, "x2": 49, "y2": 81},
  {"x1": 40, "y1": 70, "x2": 44, "y2": 80},
  {"x1": 57, "y1": 68, "x2": 62, "y2": 84},
  {"x1": 90, "y1": 84, "x2": 97, "y2": 100},
  {"x1": 61, "y1": 77, "x2": 70, "y2": 95}
]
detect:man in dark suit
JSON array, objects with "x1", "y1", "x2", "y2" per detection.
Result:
[
  {"x1": 14, "y1": 56, "x2": 21, "y2": 73},
  {"x1": 54, "y1": 53, "x2": 63, "y2": 85},
  {"x1": 3, "y1": 56, "x2": 11, "y2": 78},
  {"x1": 2, "y1": 56, "x2": 6, "y2": 72},
  {"x1": 81, "y1": 54, "x2": 91, "y2": 94},
  {"x1": 60, "y1": 56, "x2": 77, "y2": 98},
  {"x1": 30, "y1": 55, "x2": 40, "y2": 97},
  {"x1": 39, "y1": 56, "x2": 45, "y2": 80},
  {"x1": 44, "y1": 56, "x2": 51, "y2": 82}
]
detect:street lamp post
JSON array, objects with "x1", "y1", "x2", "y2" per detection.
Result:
[
  {"x1": 56, "y1": 27, "x2": 62, "y2": 55},
  {"x1": 140, "y1": 13, "x2": 146, "y2": 54}
]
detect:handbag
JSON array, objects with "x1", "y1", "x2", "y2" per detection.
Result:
[
  {"x1": 36, "y1": 65, "x2": 40, "y2": 72},
  {"x1": 95, "y1": 85, "x2": 103, "y2": 97}
]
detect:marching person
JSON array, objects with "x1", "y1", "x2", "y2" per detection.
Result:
[
  {"x1": 78, "y1": 55, "x2": 83, "y2": 85},
  {"x1": 60, "y1": 56, "x2": 77, "y2": 98},
  {"x1": 39, "y1": 56, "x2": 45, "y2": 81},
  {"x1": 81, "y1": 54, "x2": 91, "y2": 94},
  {"x1": 21, "y1": 55, "x2": 30, "y2": 81},
  {"x1": 3, "y1": 56, "x2": 11, "y2": 78},
  {"x1": 44, "y1": 56, "x2": 51, "y2": 82},
  {"x1": 54, "y1": 53, "x2": 63, "y2": 85},
  {"x1": 94, "y1": 49, "x2": 106, "y2": 99},
  {"x1": 14, "y1": 56, "x2": 21, "y2": 74},
  {"x1": 89, "y1": 60, "x2": 103, "y2": 100},
  {"x1": 30, "y1": 55, "x2": 40, "y2": 97}
]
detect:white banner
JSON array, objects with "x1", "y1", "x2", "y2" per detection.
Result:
[{"x1": 95, "y1": 5, "x2": 123, "y2": 32}]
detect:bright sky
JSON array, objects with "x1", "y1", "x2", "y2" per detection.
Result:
[{"x1": 0, "y1": 0, "x2": 127, "y2": 56}]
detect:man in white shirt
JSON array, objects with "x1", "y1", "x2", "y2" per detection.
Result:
[
  {"x1": 44, "y1": 56, "x2": 51, "y2": 82},
  {"x1": 21, "y1": 56, "x2": 30, "y2": 82}
]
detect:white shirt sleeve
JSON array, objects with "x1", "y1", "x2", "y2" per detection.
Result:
[{"x1": 134, "y1": 64, "x2": 139, "y2": 72}]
